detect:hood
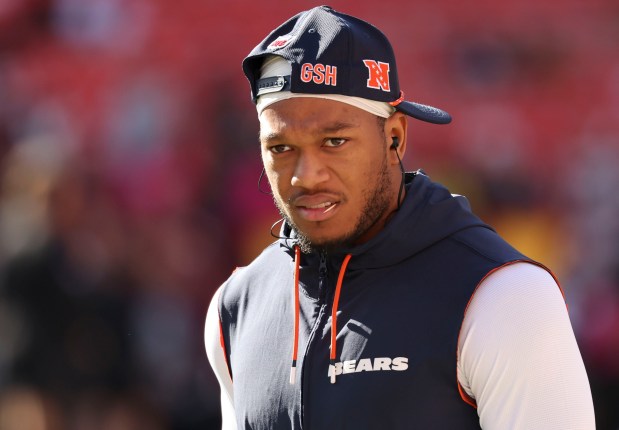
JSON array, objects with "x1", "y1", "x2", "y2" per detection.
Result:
[
  {"x1": 278, "y1": 172, "x2": 491, "y2": 270},
  {"x1": 277, "y1": 171, "x2": 493, "y2": 384}
]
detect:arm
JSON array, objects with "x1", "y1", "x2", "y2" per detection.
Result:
[
  {"x1": 205, "y1": 286, "x2": 237, "y2": 430},
  {"x1": 457, "y1": 262, "x2": 595, "y2": 429}
]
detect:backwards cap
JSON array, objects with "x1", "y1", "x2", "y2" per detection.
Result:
[{"x1": 242, "y1": 5, "x2": 451, "y2": 125}]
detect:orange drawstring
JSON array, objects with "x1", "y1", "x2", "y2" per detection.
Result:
[
  {"x1": 330, "y1": 254, "x2": 352, "y2": 384},
  {"x1": 290, "y1": 248, "x2": 352, "y2": 385},
  {"x1": 290, "y1": 246, "x2": 301, "y2": 384}
]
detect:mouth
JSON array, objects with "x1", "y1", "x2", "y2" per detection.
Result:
[
  {"x1": 293, "y1": 196, "x2": 341, "y2": 222},
  {"x1": 304, "y1": 201, "x2": 337, "y2": 211}
]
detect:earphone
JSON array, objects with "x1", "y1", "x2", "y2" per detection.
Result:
[{"x1": 390, "y1": 136, "x2": 405, "y2": 211}]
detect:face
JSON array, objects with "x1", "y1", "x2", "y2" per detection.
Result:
[{"x1": 259, "y1": 97, "x2": 404, "y2": 253}]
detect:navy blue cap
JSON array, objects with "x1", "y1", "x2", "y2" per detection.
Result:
[{"x1": 243, "y1": 5, "x2": 451, "y2": 125}]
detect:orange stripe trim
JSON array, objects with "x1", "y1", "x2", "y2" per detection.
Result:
[
  {"x1": 218, "y1": 318, "x2": 233, "y2": 380},
  {"x1": 458, "y1": 381, "x2": 477, "y2": 408},
  {"x1": 456, "y1": 259, "x2": 566, "y2": 408}
]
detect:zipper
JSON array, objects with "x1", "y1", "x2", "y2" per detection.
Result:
[
  {"x1": 300, "y1": 251, "x2": 329, "y2": 429},
  {"x1": 318, "y1": 251, "x2": 328, "y2": 301}
]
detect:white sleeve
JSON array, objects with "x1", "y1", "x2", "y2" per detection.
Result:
[
  {"x1": 205, "y1": 286, "x2": 237, "y2": 430},
  {"x1": 457, "y1": 262, "x2": 595, "y2": 430}
]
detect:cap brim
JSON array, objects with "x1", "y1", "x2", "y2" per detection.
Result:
[{"x1": 395, "y1": 101, "x2": 452, "y2": 124}]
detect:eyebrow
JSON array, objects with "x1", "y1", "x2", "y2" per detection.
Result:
[
  {"x1": 260, "y1": 121, "x2": 359, "y2": 143},
  {"x1": 320, "y1": 121, "x2": 358, "y2": 133}
]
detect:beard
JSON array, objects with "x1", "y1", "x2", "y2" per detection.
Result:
[{"x1": 272, "y1": 154, "x2": 394, "y2": 254}]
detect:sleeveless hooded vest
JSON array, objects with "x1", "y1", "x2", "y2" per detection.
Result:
[{"x1": 218, "y1": 173, "x2": 534, "y2": 429}]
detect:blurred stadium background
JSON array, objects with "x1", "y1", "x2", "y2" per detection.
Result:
[{"x1": 0, "y1": 0, "x2": 617, "y2": 429}]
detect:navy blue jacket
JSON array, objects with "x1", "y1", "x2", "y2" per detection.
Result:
[{"x1": 218, "y1": 173, "x2": 530, "y2": 429}]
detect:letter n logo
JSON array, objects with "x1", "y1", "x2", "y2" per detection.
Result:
[{"x1": 363, "y1": 60, "x2": 391, "y2": 92}]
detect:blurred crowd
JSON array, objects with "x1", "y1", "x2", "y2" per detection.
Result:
[{"x1": 0, "y1": 1, "x2": 617, "y2": 429}]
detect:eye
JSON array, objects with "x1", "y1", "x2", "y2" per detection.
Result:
[
  {"x1": 324, "y1": 138, "x2": 347, "y2": 148},
  {"x1": 269, "y1": 144, "x2": 292, "y2": 154}
]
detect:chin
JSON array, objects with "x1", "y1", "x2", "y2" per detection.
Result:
[
  {"x1": 285, "y1": 214, "x2": 358, "y2": 252},
  {"x1": 303, "y1": 226, "x2": 347, "y2": 243},
  {"x1": 301, "y1": 229, "x2": 357, "y2": 253}
]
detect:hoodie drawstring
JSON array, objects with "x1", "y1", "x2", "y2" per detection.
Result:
[
  {"x1": 290, "y1": 246, "x2": 352, "y2": 385},
  {"x1": 290, "y1": 246, "x2": 301, "y2": 384},
  {"x1": 330, "y1": 253, "x2": 352, "y2": 384}
]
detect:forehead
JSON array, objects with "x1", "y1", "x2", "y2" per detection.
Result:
[{"x1": 259, "y1": 97, "x2": 377, "y2": 140}]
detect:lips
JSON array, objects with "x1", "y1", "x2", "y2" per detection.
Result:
[{"x1": 292, "y1": 194, "x2": 341, "y2": 222}]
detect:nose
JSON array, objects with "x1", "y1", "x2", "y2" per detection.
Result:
[{"x1": 291, "y1": 151, "x2": 329, "y2": 189}]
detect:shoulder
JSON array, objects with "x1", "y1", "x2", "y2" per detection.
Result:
[
  {"x1": 458, "y1": 262, "x2": 567, "y2": 396},
  {"x1": 465, "y1": 262, "x2": 565, "y2": 330},
  {"x1": 448, "y1": 225, "x2": 525, "y2": 265},
  {"x1": 458, "y1": 262, "x2": 595, "y2": 429}
]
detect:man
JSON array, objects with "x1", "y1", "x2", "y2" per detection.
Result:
[{"x1": 205, "y1": 6, "x2": 595, "y2": 429}]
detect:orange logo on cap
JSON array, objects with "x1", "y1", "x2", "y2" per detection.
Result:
[
  {"x1": 300, "y1": 63, "x2": 337, "y2": 86},
  {"x1": 363, "y1": 60, "x2": 391, "y2": 92}
]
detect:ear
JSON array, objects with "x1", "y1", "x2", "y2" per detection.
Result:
[{"x1": 385, "y1": 112, "x2": 407, "y2": 165}]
